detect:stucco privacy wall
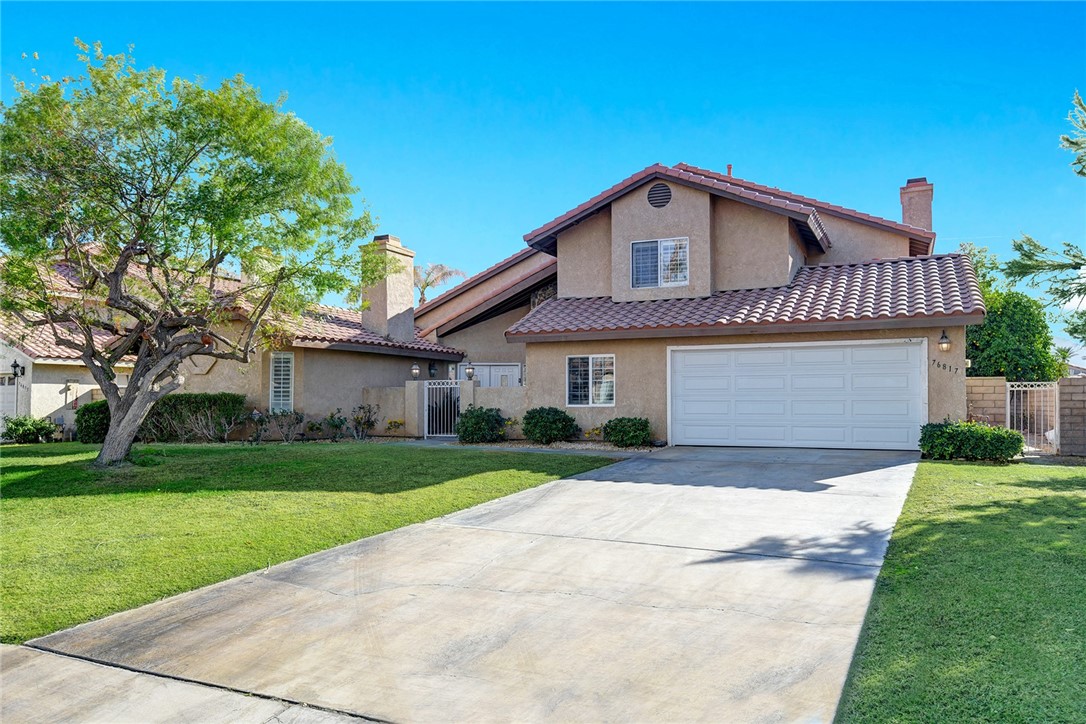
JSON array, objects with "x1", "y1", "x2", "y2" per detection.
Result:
[
  {"x1": 438, "y1": 307, "x2": 530, "y2": 366},
  {"x1": 965, "y1": 376, "x2": 1007, "y2": 425},
  {"x1": 1058, "y1": 376, "x2": 1086, "y2": 456},
  {"x1": 472, "y1": 385, "x2": 529, "y2": 440},
  {"x1": 302, "y1": 348, "x2": 446, "y2": 419},
  {"x1": 556, "y1": 209, "x2": 611, "y2": 299},
  {"x1": 710, "y1": 197, "x2": 794, "y2": 292},
  {"x1": 362, "y1": 386, "x2": 408, "y2": 436},
  {"x1": 612, "y1": 182, "x2": 711, "y2": 303},
  {"x1": 524, "y1": 326, "x2": 968, "y2": 441}
]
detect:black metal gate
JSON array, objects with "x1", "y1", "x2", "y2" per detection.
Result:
[{"x1": 425, "y1": 380, "x2": 461, "y2": 438}]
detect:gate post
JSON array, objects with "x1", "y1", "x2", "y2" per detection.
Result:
[
  {"x1": 458, "y1": 380, "x2": 476, "y2": 412},
  {"x1": 404, "y1": 380, "x2": 425, "y2": 438}
]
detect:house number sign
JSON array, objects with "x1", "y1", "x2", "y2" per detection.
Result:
[{"x1": 931, "y1": 359, "x2": 961, "y2": 375}]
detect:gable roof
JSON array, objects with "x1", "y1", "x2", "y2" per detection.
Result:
[
  {"x1": 506, "y1": 254, "x2": 982, "y2": 341},
  {"x1": 523, "y1": 163, "x2": 936, "y2": 256},
  {"x1": 414, "y1": 247, "x2": 542, "y2": 316}
]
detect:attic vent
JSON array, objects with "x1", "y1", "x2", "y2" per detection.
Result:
[{"x1": 647, "y1": 183, "x2": 672, "y2": 208}]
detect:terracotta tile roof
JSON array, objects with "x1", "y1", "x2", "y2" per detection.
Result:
[
  {"x1": 523, "y1": 163, "x2": 934, "y2": 253},
  {"x1": 0, "y1": 316, "x2": 124, "y2": 362},
  {"x1": 296, "y1": 305, "x2": 462, "y2": 357},
  {"x1": 506, "y1": 254, "x2": 983, "y2": 340}
]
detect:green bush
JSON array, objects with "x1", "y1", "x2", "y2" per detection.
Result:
[
  {"x1": 3, "y1": 415, "x2": 58, "y2": 444},
  {"x1": 522, "y1": 406, "x2": 579, "y2": 445},
  {"x1": 455, "y1": 405, "x2": 507, "y2": 444},
  {"x1": 602, "y1": 417, "x2": 652, "y2": 448},
  {"x1": 919, "y1": 420, "x2": 1025, "y2": 464},
  {"x1": 75, "y1": 400, "x2": 111, "y2": 443}
]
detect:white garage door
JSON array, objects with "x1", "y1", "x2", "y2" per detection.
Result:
[{"x1": 669, "y1": 340, "x2": 927, "y2": 450}]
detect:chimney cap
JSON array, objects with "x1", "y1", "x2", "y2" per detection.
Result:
[
  {"x1": 373, "y1": 234, "x2": 401, "y2": 245},
  {"x1": 905, "y1": 177, "x2": 930, "y2": 186}
]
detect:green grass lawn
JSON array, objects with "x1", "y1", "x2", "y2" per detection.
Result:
[
  {"x1": 837, "y1": 460, "x2": 1086, "y2": 723},
  {"x1": 0, "y1": 441, "x2": 611, "y2": 644}
]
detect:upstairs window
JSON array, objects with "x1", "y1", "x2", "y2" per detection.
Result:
[
  {"x1": 631, "y1": 238, "x2": 689, "y2": 289},
  {"x1": 270, "y1": 351, "x2": 295, "y2": 412}
]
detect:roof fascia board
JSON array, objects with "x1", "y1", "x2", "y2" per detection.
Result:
[
  {"x1": 291, "y1": 339, "x2": 463, "y2": 361},
  {"x1": 432, "y1": 265, "x2": 557, "y2": 338}
]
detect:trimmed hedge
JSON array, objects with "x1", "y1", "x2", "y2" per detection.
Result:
[
  {"x1": 522, "y1": 407, "x2": 579, "y2": 445},
  {"x1": 2, "y1": 415, "x2": 58, "y2": 444},
  {"x1": 455, "y1": 405, "x2": 507, "y2": 444},
  {"x1": 75, "y1": 401, "x2": 110, "y2": 443},
  {"x1": 919, "y1": 420, "x2": 1025, "y2": 464},
  {"x1": 75, "y1": 393, "x2": 249, "y2": 444},
  {"x1": 602, "y1": 417, "x2": 652, "y2": 448}
]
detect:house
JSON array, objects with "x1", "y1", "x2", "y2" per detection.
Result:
[
  {"x1": 0, "y1": 235, "x2": 462, "y2": 434},
  {"x1": 419, "y1": 163, "x2": 984, "y2": 450}
]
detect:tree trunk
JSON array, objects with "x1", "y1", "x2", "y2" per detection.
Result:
[{"x1": 94, "y1": 395, "x2": 157, "y2": 467}]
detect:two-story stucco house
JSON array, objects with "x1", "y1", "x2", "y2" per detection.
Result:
[{"x1": 421, "y1": 163, "x2": 984, "y2": 450}]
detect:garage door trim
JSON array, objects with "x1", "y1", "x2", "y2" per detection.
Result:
[{"x1": 665, "y1": 337, "x2": 929, "y2": 448}]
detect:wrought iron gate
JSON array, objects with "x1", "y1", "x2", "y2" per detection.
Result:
[
  {"x1": 1006, "y1": 381, "x2": 1059, "y2": 454},
  {"x1": 425, "y1": 380, "x2": 461, "y2": 438}
]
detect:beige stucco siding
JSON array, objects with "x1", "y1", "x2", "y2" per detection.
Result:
[
  {"x1": 810, "y1": 215, "x2": 912, "y2": 264},
  {"x1": 711, "y1": 197, "x2": 797, "y2": 292},
  {"x1": 611, "y1": 182, "x2": 711, "y2": 302},
  {"x1": 23, "y1": 363, "x2": 99, "y2": 427},
  {"x1": 556, "y1": 209, "x2": 612, "y2": 298},
  {"x1": 525, "y1": 326, "x2": 967, "y2": 442},
  {"x1": 299, "y1": 348, "x2": 445, "y2": 419},
  {"x1": 438, "y1": 306, "x2": 528, "y2": 365}
]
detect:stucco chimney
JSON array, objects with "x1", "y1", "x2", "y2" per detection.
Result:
[
  {"x1": 361, "y1": 234, "x2": 416, "y2": 343},
  {"x1": 900, "y1": 177, "x2": 934, "y2": 231}
]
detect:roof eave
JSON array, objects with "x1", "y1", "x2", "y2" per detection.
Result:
[{"x1": 291, "y1": 338, "x2": 463, "y2": 361}]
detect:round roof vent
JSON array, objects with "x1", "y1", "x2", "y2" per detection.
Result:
[{"x1": 647, "y1": 182, "x2": 672, "y2": 208}]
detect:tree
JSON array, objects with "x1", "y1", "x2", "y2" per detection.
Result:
[
  {"x1": 966, "y1": 289, "x2": 1060, "y2": 381},
  {"x1": 1004, "y1": 91, "x2": 1086, "y2": 342},
  {"x1": 958, "y1": 241, "x2": 1005, "y2": 294},
  {"x1": 1054, "y1": 345, "x2": 1075, "y2": 378},
  {"x1": 0, "y1": 42, "x2": 386, "y2": 466},
  {"x1": 414, "y1": 263, "x2": 466, "y2": 304}
]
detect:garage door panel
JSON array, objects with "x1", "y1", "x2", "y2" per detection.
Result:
[{"x1": 671, "y1": 342, "x2": 925, "y2": 451}]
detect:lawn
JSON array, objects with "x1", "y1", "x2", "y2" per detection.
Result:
[
  {"x1": 837, "y1": 460, "x2": 1086, "y2": 722},
  {"x1": 0, "y1": 441, "x2": 612, "y2": 644}
]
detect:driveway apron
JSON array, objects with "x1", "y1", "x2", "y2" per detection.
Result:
[{"x1": 27, "y1": 447, "x2": 918, "y2": 723}]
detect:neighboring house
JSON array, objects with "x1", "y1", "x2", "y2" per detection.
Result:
[
  {"x1": 424, "y1": 162, "x2": 984, "y2": 451},
  {"x1": 1067, "y1": 364, "x2": 1086, "y2": 377},
  {"x1": 0, "y1": 235, "x2": 462, "y2": 433}
]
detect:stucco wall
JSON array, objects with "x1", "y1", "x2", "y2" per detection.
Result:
[
  {"x1": 24, "y1": 363, "x2": 100, "y2": 429},
  {"x1": 362, "y1": 386, "x2": 409, "y2": 437},
  {"x1": 472, "y1": 384, "x2": 528, "y2": 439},
  {"x1": 524, "y1": 326, "x2": 967, "y2": 443},
  {"x1": 301, "y1": 348, "x2": 445, "y2": 420},
  {"x1": 181, "y1": 351, "x2": 264, "y2": 408},
  {"x1": 711, "y1": 197, "x2": 795, "y2": 292},
  {"x1": 611, "y1": 182, "x2": 711, "y2": 302},
  {"x1": 438, "y1": 306, "x2": 529, "y2": 365},
  {"x1": 557, "y1": 209, "x2": 611, "y2": 298},
  {"x1": 809, "y1": 215, "x2": 911, "y2": 264}
]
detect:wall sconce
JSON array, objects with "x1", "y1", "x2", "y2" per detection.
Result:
[
  {"x1": 410, "y1": 362, "x2": 420, "y2": 379},
  {"x1": 938, "y1": 330, "x2": 951, "y2": 352},
  {"x1": 464, "y1": 360, "x2": 475, "y2": 380},
  {"x1": 10, "y1": 360, "x2": 25, "y2": 377},
  {"x1": 428, "y1": 362, "x2": 438, "y2": 378}
]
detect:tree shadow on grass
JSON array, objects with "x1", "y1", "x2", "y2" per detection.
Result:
[{"x1": 0, "y1": 442, "x2": 614, "y2": 499}]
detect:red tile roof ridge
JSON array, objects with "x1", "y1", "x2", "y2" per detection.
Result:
[
  {"x1": 808, "y1": 253, "x2": 962, "y2": 268},
  {"x1": 674, "y1": 162, "x2": 936, "y2": 240},
  {"x1": 414, "y1": 246, "x2": 542, "y2": 315}
]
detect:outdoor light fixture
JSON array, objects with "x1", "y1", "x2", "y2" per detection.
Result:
[
  {"x1": 10, "y1": 360, "x2": 25, "y2": 377},
  {"x1": 250, "y1": 408, "x2": 263, "y2": 422},
  {"x1": 464, "y1": 361, "x2": 475, "y2": 380},
  {"x1": 938, "y1": 330, "x2": 951, "y2": 352},
  {"x1": 410, "y1": 362, "x2": 421, "y2": 379},
  {"x1": 428, "y1": 362, "x2": 438, "y2": 378}
]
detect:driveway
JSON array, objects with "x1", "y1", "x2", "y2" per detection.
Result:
[{"x1": 25, "y1": 446, "x2": 917, "y2": 723}]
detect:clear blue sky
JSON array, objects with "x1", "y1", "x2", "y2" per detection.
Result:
[{"x1": 3, "y1": 1, "x2": 1084, "y2": 334}]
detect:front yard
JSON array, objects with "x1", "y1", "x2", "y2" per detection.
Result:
[
  {"x1": 0, "y1": 441, "x2": 612, "y2": 644},
  {"x1": 837, "y1": 460, "x2": 1086, "y2": 722}
]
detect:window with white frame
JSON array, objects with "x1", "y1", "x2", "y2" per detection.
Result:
[
  {"x1": 270, "y1": 352, "x2": 294, "y2": 412},
  {"x1": 631, "y1": 237, "x2": 689, "y2": 289},
  {"x1": 567, "y1": 355, "x2": 615, "y2": 406}
]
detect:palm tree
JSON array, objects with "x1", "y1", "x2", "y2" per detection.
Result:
[
  {"x1": 414, "y1": 263, "x2": 466, "y2": 304},
  {"x1": 1054, "y1": 345, "x2": 1075, "y2": 378}
]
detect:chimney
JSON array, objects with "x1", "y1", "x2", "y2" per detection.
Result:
[
  {"x1": 900, "y1": 177, "x2": 934, "y2": 231},
  {"x1": 361, "y1": 234, "x2": 416, "y2": 343}
]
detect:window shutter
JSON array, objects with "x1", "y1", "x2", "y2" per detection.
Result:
[{"x1": 270, "y1": 352, "x2": 294, "y2": 412}]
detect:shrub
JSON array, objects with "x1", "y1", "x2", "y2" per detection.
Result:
[
  {"x1": 522, "y1": 406, "x2": 579, "y2": 445},
  {"x1": 602, "y1": 417, "x2": 652, "y2": 448},
  {"x1": 455, "y1": 405, "x2": 507, "y2": 444},
  {"x1": 139, "y1": 393, "x2": 248, "y2": 442},
  {"x1": 919, "y1": 420, "x2": 1025, "y2": 464},
  {"x1": 385, "y1": 419, "x2": 404, "y2": 433},
  {"x1": 323, "y1": 408, "x2": 349, "y2": 442},
  {"x1": 3, "y1": 415, "x2": 58, "y2": 444},
  {"x1": 266, "y1": 409, "x2": 306, "y2": 442},
  {"x1": 350, "y1": 404, "x2": 380, "y2": 441},
  {"x1": 75, "y1": 400, "x2": 111, "y2": 443}
]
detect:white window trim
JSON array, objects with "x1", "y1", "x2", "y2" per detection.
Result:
[
  {"x1": 270, "y1": 351, "x2": 295, "y2": 412},
  {"x1": 565, "y1": 354, "x2": 616, "y2": 408},
  {"x1": 630, "y1": 237, "x2": 690, "y2": 289}
]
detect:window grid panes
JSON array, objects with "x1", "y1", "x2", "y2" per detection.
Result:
[
  {"x1": 630, "y1": 237, "x2": 689, "y2": 289},
  {"x1": 567, "y1": 355, "x2": 615, "y2": 406},
  {"x1": 270, "y1": 352, "x2": 294, "y2": 412},
  {"x1": 660, "y1": 239, "x2": 689, "y2": 286},
  {"x1": 631, "y1": 241, "x2": 659, "y2": 288}
]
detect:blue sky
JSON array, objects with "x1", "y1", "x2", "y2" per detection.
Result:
[{"x1": 2, "y1": 1, "x2": 1084, "y2": 336}]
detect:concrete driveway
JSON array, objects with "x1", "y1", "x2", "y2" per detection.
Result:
[{"x1": 25, "y1": 446, "x2": 918, "y2": 723}]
